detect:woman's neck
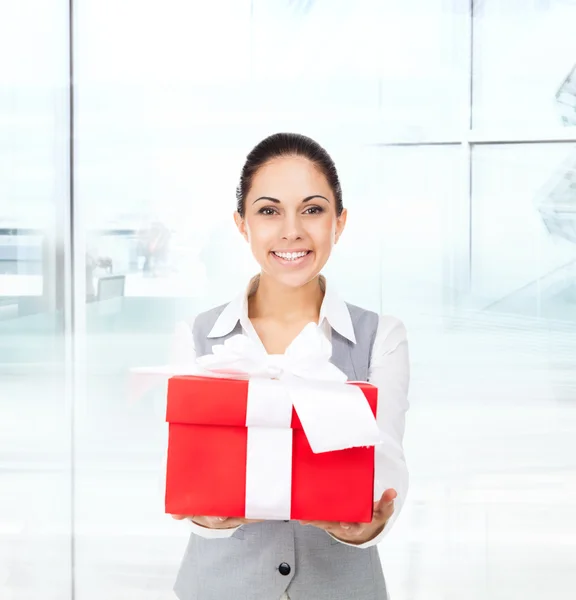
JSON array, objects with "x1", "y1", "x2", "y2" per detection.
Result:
[{"x1": 248, "y1": 273, "x2": 324, "y2": 324}]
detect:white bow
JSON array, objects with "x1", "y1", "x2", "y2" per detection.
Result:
[
  {"x1": 197, "y1": 322, "x2": 347, "y2": 381},
  {"x1": 196, "y1": 323, "x2": 381, "y2": 453}
]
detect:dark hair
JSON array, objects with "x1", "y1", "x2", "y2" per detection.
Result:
[{"x1": 236, "y1": 132, "x2": 343, "y2": 217}]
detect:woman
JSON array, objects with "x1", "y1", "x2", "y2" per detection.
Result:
[{"x1": 171, "y1": 133, "x2": 410, "y2": 600}]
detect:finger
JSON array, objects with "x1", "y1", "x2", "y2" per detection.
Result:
[
  {"x1": 372, "y1": 489, "x2": 395, "y2": 509},
  {"x1": 305, "y1": 521, "x2": 359, "y2": 537},
  {"x1": 171, "y1": 514, "x2": 187, "y2": 520},
  {"x1": 373, "y1": 489, "x2": 397, "y2": 513},
  {"x1": 374, "y1": 501, "x2": 396, "y2": 525},
  {"x1": 383, "y1": 488, "x2": 397, "y2": 502},
  {"x1": 241, "y1": 518, "x2": 263, "y2": 524},
  {"x1": 375, "y1": 504, "x2": 395, "y2": 523},
  {"x1": 195, "y1": 516, "x2": 243, "y2": 529},
  {"x1": 375, "y1": 500, "x2": 395, "y2": 518},
  {"x1": 339, "y1": 523, "x2": 366, "y2": 538},
  {"x1": 339, "y1": 522, "x2": 364, "y2": 533},
  {"x1": 204, "y1": 516, "x2": 229, "y2": 527}
]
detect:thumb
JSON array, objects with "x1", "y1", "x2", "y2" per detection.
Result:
[{"x1": 375, "y1": 489, "x2": 397, "y2": 511}]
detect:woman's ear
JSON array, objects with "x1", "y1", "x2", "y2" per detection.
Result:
[
  {"x1": 234, "y1": 211, "x2": 249, "y2": 242},
  {"x1": 334, "y1": 208, "x2": 347, "y2": 244}
]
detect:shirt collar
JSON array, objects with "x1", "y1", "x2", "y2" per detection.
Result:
[{"x1": 207, "y1": 274, "x2": 356, "y2": 344}]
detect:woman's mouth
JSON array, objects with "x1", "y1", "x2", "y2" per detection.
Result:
[{"x1": 271, "y1": 250, "x2": 312, "y2": 266}]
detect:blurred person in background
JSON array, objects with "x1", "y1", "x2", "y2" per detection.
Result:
[{"x1": 139, "y1": 220, "x2": 171, "y2": 276}]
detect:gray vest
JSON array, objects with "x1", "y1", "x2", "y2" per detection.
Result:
[{"x1": 174, "y1": 303, "x2": 388, "y2": 600}]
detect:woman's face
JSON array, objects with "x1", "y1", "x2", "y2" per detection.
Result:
[{"x1": 235, "y1": 155, "x2": 347, "y2": 289}]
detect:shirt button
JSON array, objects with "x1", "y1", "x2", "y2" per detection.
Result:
[{"x1": 278, "y1": 562, "x2": 291, "y2": 576}]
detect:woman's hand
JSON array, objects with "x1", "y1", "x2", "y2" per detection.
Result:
[
  {"x1": 299, "y1": 489, "x2": 397, "y2": 545},
  {"x1": 171, "y1": 515, "x2": 262, "y2": 529}
]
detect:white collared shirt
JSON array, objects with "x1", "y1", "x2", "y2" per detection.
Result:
[{"x1": 171, "y1": 276, "x2": 410, "y2": 549}]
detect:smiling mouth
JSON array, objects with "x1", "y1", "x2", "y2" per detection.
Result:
[
  {"x1": 272, "y1": 250, "x2": 311, "y2": 261},
  {"x1": 270, "y1": 250, "x2": 312, "y2": 264}
]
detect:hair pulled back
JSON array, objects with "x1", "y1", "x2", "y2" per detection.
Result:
[{"x1": 236, "y1": 133, "x2": 343, "y2": 217}]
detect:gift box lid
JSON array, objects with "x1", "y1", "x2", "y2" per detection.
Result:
[{"x1": 166, "y1": 375, "x2": 377, "y2": 430}]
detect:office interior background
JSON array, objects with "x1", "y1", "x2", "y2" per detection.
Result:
[{"x1": 1, "y1": 0, "x2": 576, "y2": 598}]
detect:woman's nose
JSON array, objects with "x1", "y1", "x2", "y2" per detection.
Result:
[{"x1": 280, "y1": 214, "x2": 304, "y2": 241}]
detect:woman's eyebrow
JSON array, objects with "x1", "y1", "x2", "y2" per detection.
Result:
[
  {"x1": 253, "y1": 196, "x2": 280, "y2": 204},
  {"x1": 253, "y1": 195, "x2": 330, "y2": 204},
  {"x1": 303, "y1": 195, "x2": 329, "y2": 203}
]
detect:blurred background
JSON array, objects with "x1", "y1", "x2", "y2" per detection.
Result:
[{"x1": 1, "y1": 1, "x2": 576, "y2": 599}]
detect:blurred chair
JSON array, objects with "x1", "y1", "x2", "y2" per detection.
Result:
[
  {"x1": 97, "y1": 274, "x2": 125, "y2": 302},
  {"x1": 96, "y1": 274, "x2": 126, "y2": 317}
]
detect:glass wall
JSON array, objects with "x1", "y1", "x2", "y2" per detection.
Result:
[
  {"x1": 471, "y1": 143, "x2": 576, "y2": 317},
  {"x1": 2, "y1": 1, "x2": 575, "y2": 599},
  {"x1": 0, "y1": 1, "x2": 72, "y2": 597},
  {"x1": 473, "y1": 0, "x2": 576, "y2": 130}
]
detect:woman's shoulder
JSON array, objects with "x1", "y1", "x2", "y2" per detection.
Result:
[
  {"x1": 371, "y1": 314, "x2": 408, "y2": 358},
  {"x1": 186, "y1": 302, "x2": 231, "y2": 333}
]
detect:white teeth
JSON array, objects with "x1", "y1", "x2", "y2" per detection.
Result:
[{"x1": 273, "y1": 251, "x2": 309, "y2": 261}]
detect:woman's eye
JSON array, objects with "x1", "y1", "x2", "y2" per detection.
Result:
[
  {"x1": 304, "y1": 206, "x2": 323, "y2": 215},
  {"x1": 258, "y1": 207, "x2": 277, "y2": 216}
]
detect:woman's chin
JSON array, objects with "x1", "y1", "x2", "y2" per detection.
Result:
[{"x1": 262, "y1": 268, "x2": 322, "y2": 290}]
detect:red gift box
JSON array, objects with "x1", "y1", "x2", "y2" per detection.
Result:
[{"x1": 165, "y1": 375, "x2": 378, "y2": 523}]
